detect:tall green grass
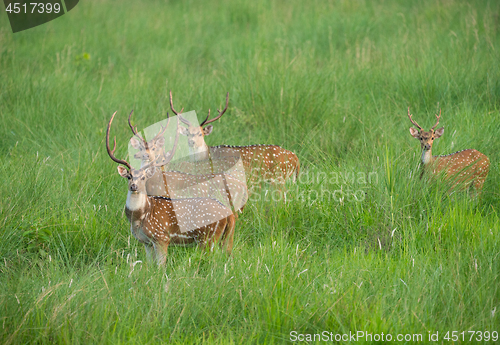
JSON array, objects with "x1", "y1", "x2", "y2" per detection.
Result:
[{"x1": 1, "y1": 0, "x2": 499, "y2": 343}]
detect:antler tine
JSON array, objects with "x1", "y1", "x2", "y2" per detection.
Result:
[
  {"x1": 169, "y1": 90, "x2": 179, "y2": 115},
  {"x1": 431, "y1": 108, "x2": 441, "y2": 130},
  {"x1": 200, "y1": 92, "x2": 229, "y2": 126},
  {"x1": 106, "y1": 111, "x2": 132, "y2": 170},
  {"x1": 407, "y1": 107, "x2": 422, "y2": 131},
  {"x1": 151, "y1": 112, "x2": 170, "y2": 142},
  {"x1": 201, "y1": 109, "x2": 211, "y2": 126}
]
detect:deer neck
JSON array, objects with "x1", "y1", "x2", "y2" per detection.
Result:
[
  {"x1": 421, "y1": 149, "x2": 434, "y2": 166},
  {"x1": 125, "y1": 190, "x2": 151, "y2": 222}
]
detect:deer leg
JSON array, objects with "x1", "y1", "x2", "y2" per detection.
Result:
[
  {"x1": 278, "y1": 177, "x2": 287, "y2": 203},
  {"x1": 220, "y1": 214, "x2": 236, "y2": 255},
  {"x1": 293, "y1": 162, "x2": 300, "y2": 183},
  {"x1": 144, "y1": 244, "x2": 154, "y2": 262},
  {"x1": 212, "y1": 220, "x2": 227, "y2": 251},
  {"x1": 153, "y1": 239, "x2": 170, "y2": 266},
  {"x1": 199, "y1": 220, "x2": 225, "y2": 252},
  {"x1": 473, "y1": 177, "x2": 485, "y2": 198}
]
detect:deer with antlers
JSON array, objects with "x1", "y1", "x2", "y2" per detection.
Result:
[
  {"x1": 408, "y1": 107, "x2": 489, "y2": 194},
  {"x1": 126, "y1": 111, "x2": 248, "y2": 212},
  {"x1": 169, "y1": 91, "x2": 300, "y2": 189},
  {"x1": 106, "y1": 111, "x2": 237, "y2": 265}
]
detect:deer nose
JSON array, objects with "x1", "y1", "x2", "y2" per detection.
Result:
[
  {"x1": 130, "y1": 183, "x2": 138, "y2": 192},
  {"x1": 424, "y1": 143, "x2": 431, "y2": 150}
]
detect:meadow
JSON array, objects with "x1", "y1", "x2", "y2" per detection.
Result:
[{"x1": 0, "y1": 0, "x2": 499, "y2": 343}]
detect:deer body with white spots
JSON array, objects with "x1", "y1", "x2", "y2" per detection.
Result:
[
  {"x1": 169, "y1": 91, "x2": 300, "y2": 189},
  {"x1": 107, "y1": 112, "x2": 236, "y2": 265},
  {"x1": 211, "y1": 144, "x2": 300, "y2": 185},
  {"x1": 408, "y1": 108, "x2": 490, "y2": 194}
]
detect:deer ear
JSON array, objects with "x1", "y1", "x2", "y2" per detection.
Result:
[
  {"x1": 409, "y1": 127, "x2": 420, "y2": 138},
  {"x1": 434, "y1": 127, "x2": 444, "y2": 138},
  {"x1": 117, "y1": 166, "x2": 129, "y2": 178},
  {"x1": 179, "y1": 126, "x2": 189, "y2": 136},
  {"x1": 130, "y1": 137, "x2": 142, "y2": 149},
  {"x1": 203, "y1": 125, "x2": 213, "y2": 136},
  {"x1": 155, "y1": 137, "x2": 165, "y2": 147}
]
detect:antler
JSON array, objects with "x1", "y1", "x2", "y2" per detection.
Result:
[
  {"x1": 106, "y1": 111, "x2": 132, "y2": 170},
  {"x1": 169, "y1": 90, "x2": 191, "y2": 125},
  {"x1": 150, "y1": 117, "x2": 181, "y2": 167},
  {"x1": 129, "y1": 110, "x2": 170, "y2": 145},
  {"x1": 128, "y1": 110, "x2": 139, "y2": 137},
  {"x1": 127, "y1": 109, "x2": 150, "y2": 150},
  {"x1": 407, "y1": 107, "x2": 422, "y2": 131},
  {"x1": 169, "y1": 90, "x2": 182, "y2": 115},
  {"x1": 200, "y1": 92, "x2": 229, "y2": 126},
  {"x1": 431, "y1": 108, "x2": 441, "y2": 131},
  {"x1": 151, "y1": 112, "x2": 170, "y2": 142}
]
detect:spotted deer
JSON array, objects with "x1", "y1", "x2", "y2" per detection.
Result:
[
  {"x1": 126, "y1": 111, "x2": 248, "y2": 212},
  {"x1": 107, "y1": 111, "x2": 237, "y2": 265},
  {"x1": 169, "y1": 91, "x2": 300, "y2": 188},
  {"x1": 408, "y1": 107, "x2": 489, "y2": 194}
]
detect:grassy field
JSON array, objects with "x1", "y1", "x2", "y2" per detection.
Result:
[{"x1": 1, "y1": 0, "x2": 500, "y2": 343}]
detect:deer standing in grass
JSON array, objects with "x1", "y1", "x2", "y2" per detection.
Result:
[
  {"x1": 107, "y1": 111, "x2": 236, "y2": 265},
  {"x1": 127, "y1": 111, "x2": 248, "y2": 212},
  {"x1": 169, "y1": 91, "x2": 300, "y2": 189},
  {"x1": 408, "y1": 107, "x2": 489, "y2": 194}
]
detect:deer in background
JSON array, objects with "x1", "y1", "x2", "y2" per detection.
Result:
[
  {"x1": 408, "y1": 107, "x2": 489, "y2": 194},
  {"x1": 107, "y1": 111, "x2": 237, "y2": 265},
  {"x1": 169, "y1": 91, "x2": 300, "y2": 189}
]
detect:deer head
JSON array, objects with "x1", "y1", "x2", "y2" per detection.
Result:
[
  {"x1": 408, "y1": 107, "x2": 444, "y2": 154},
  {"x1": 107, "y1": 111, "x2": 180, "y2": 195},
  {"x1": 128, "y1": 110, "x2": 171, "y2": 167},
  {"x1": 169, "y1": 90, "x2": 229, "y2": 159}
]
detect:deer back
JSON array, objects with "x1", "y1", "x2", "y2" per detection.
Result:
[{"x1": 211, "y1": 144, "x2": 300, "y2": 183}]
